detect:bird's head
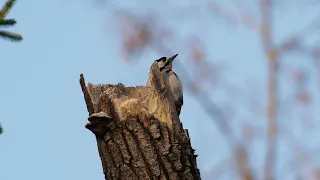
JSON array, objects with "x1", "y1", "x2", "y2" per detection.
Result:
[{"x1": 156, "y1": 54, "x2": 178, "y2": 71}]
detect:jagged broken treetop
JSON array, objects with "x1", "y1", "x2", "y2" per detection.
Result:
[{"x1": 80, "y1": 61, "x2": 184, "y2": 136}]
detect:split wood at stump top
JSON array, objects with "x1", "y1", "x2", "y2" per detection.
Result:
[{"x1": 80, "y1": 62, "x2": 201, "y2": 180}]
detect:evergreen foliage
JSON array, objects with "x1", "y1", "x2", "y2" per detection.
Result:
[{"x1": 0, "y1": 0, "x2": 22, "y2": 41}]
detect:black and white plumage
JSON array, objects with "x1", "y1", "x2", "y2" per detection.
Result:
[{"x1": 156, "y1": 54, "x2": 183, "y2": 115}]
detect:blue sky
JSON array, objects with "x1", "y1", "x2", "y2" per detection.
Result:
[{"x1": 1, "y1": 0, "x2": 320, "y2": 179}]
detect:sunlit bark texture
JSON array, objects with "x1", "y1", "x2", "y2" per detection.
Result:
[{"x1": 79, "y1": 62, "x2": 201, "y2": 180}]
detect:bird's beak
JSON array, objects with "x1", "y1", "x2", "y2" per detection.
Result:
[{"x1": 169, "y1": 54, "x2": 178, "y2": 62}]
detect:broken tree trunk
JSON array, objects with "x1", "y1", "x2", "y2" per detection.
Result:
[{"x1": 79, "y1": 61, "x2": 201, "y2": 180}]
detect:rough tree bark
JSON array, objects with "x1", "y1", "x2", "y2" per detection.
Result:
[{"x1": 79, "y1": 61, "x2": 201, "y2": 180}]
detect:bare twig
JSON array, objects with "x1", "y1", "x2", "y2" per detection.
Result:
[
  {"x1": 259, "y1": 0, "x2": 280, "y2": 180},
  {"x1": 278, "y1": 13, "x2": 320, "y2": 54}
]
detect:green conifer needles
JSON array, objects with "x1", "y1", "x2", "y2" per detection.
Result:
[{"x1": 0, "y1": 0, "x2": 22, "y2": 42}]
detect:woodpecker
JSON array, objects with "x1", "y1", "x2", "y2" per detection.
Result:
[{"x1": 156, "y1": 54, "x2": 183, "y2": 115}]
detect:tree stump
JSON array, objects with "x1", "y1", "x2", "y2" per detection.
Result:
[{"x1": 79, "y1": 62, "x2": 201, "y2": 180}]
